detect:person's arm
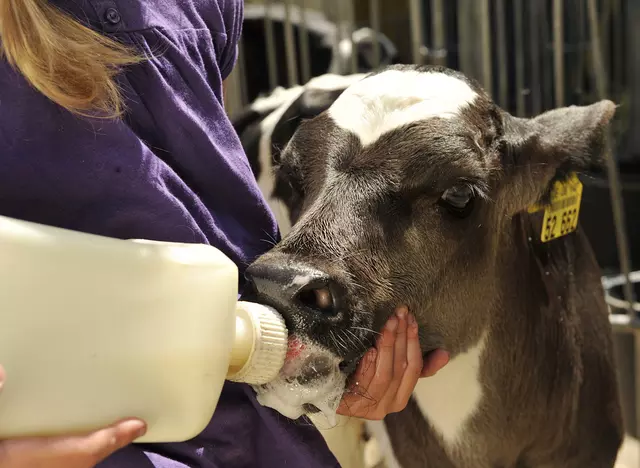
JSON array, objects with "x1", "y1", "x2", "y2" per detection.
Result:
[{"x1": 0, "y1": 61, "x2": 212, "y2": 468}]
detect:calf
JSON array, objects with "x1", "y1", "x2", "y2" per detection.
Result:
[{"x1": 242, "y1": 64, "x2": 623, "y2": 467}]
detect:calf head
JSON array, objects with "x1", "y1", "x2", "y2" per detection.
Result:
[{"x1": 244, "y1": 64, "x2": 616, "y2": 422}]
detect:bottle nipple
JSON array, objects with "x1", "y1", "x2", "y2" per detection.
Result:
[{"x1": 226, "y1": 301, "x2": 288, "y2": 385}]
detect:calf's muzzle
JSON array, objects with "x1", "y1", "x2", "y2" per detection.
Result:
[{"x1": 244, "y1": 259, "x2": 346, "y2": 324}]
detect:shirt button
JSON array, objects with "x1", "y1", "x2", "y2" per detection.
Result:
[{"x1": 105, "y1": 8, "x2": 121, "y2": 25}]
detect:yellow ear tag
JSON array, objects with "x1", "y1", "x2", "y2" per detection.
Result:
[{"x1": 527, "y1": 173, "x2": 583, "y2": 243}]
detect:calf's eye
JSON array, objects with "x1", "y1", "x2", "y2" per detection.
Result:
[{"x1": 439, "y1": 184, "x2": 475, "y2": 217}]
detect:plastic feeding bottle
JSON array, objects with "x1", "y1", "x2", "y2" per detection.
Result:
[{"x1": 0, "y1": 215, "x2": 288, "y2": 443}]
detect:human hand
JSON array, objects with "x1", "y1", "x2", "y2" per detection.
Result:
[
  {"x1": 337, "y1": 306, "x2": 450, "y2": 420},
  {"x1": 0, "y1": 365, "x2": 146, "y2": 468}
]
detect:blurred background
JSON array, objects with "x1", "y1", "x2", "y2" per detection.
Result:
[{"x1": 224, "y1": 1, "x2": 640, "y2": 466}]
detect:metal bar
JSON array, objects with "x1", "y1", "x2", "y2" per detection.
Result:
[
  {"x1": 457, "y1": 0, "x2": 479, "y2": 78},
  {"x1": 562, "y1": 0, "x2": 574, "y2": 103},
  {"x1": 346, "y1": 0, "x2": 358, "y2": 74},
  {"x1": 457, "y1": 0, "x2": 469, "y2": 75},
  {"x1": 495, "y1": 0, "x2": 508, "y2": 107},
  {"x1": 479, "y1": 0, "x2": 492, "y2": 95},
  {"x1": 409, "y1": 0, "x2": 425, "y2": 65},
  {"x1": 633, "y1": 330, "x2": 640, "y2": 435},
  {"x1": 514, "y1": 0, "x2": 526, "y2": 116},
  {"x1": 298, "y1": 0, "x2": 312, "y2": 84},
  {"x1": 529, "y1": 1, "x2": 542, "y2": 116},
  {"x1": 635, "y1": 331, "x2": 640, "y2": 457},
  {"x1": 553, "y1": 0, "x2": 565, "y2": 107},
  {"x1": 602, "y1": 136, "x2": 634, "y2": 318},
  {"x1": 456, "y1": 0, "x2": 465, "y2": 72},
  {"x1": 587, "y1": 0, "x2": 634, "y2": 320},
  {"x1": 539, "y1": 0, "x2": 552, "y2": 111},
  {"x1": 369, "y1": 0, "x2": 381, "y2": 68},
  {"x1": 334, "y1": 0, "x2": 347, "y2": 73},
  {"x1": 587, "y1": 0, "x2": 610, "y2": 98},
  {"x1": 431, "y1": 0, "x2": 446, "y2": 67},
  {"x1": 626, "y1": 0, "x2": 640, "y2": 162},
  {"x1": 571, "y1": 0, "x2": 586, "y2": 105},
  {"x1": 236, "y1": 36, "x2": 248, "y2": 107},
  {"x1": 283, "y1": 0, "x2": 299, "y2": 87},
  {"x1": 264, "y1": 0, "x2": 279, "y2": 90},
  {"x1": 610, "y1": 314, "x2": 640, "y2": 333},
  {"x1": 334, "y1": 0, "x2": 345, "y2": 37},
  {"x1": 612, "y1": 0, "x2": 623, "y2": 98},
  {"x1": 599, "y1": 0, "x2": 613, "y2": 81},
  {"x1": 223, "y1": 53, "x2": 244, "y2": 117}
]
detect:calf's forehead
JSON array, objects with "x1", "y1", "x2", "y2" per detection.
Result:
[{"x1": 326, "y1": 69, "x2": 479, "y2": 147}]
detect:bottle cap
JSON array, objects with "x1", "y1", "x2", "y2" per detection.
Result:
[{"x1": 227, "y1": 301, "x2": 288, "y2": 385}]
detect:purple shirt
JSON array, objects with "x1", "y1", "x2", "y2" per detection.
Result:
[{"x1": 0, "y1": 0, "x2": 339, "y2": 466}]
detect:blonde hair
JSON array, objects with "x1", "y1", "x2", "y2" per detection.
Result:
[{"x1": 0, "y1": 0, "x2": 141, "y2": 117}]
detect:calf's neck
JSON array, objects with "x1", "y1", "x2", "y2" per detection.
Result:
[{"x1": 244, "y1": 65, "x2": 623, "y2": 467}]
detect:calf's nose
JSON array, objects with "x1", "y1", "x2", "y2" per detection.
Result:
[{"x1": 244, "y1": 260, "x2": 343, "y2": 319}]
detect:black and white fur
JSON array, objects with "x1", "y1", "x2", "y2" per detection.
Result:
[{"x1": 231, "y1": 72, "x2": 366, "y2": 235}]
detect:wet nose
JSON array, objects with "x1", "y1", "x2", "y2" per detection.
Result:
[{"x1": 244, "y1": 260, "x2": 344, "y2": 320}]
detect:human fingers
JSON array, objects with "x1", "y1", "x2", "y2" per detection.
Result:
[
  {"x1": 336, "y1": 348, "x2": 377, "y2": 415},
  {"x1": 420, "y1": 349, "x2": 450, "y2": 378},
  {"x1": 0, "y1": 419, "x2": 146, "y2": 468},
  {"x1": 391, "y1": 313, "x2": 424, "y2": 409},
  {"x1": 391, "y1": 307, "x2": 409, "y2": 382},
  {"x1": 338, "y1": 314, "x2": 399, "y2": 419},
  {"x1": 337, "y1": 314, "x2": 398, "y2": 417},
  {"x1": 366, "y1": 315, "x2": 398, "y2": 405},
  {"x1": 374, "y1": 307, "x2": 410, "y2": 412}
]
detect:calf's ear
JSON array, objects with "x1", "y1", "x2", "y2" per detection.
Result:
[{"x1": 498, "y1": 99, "x2": 616, "y2": 214}]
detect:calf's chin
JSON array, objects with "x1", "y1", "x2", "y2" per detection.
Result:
[{"x1": 244, "y1": 65, "x2": 621, "y2": 459}]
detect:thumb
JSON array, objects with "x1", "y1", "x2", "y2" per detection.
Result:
[
  {"x1": 420, "y1": 349, "x2": 450, "y2": 378},
  {"x1": 65, "y1": 418, "x2": 147, "y2": 464}
]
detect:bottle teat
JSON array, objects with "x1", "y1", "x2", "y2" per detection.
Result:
[{"x1": 226, "y1": 301, "x2": 288, "y2": 385}]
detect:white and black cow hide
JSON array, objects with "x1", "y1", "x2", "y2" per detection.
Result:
[{"x1": 231, "y1": 73, "x2": 365, "y2": 236}]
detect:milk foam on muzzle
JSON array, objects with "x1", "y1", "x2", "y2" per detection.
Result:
[{"x1": 252, "y1": 337, "x2": 347, "y2": 426}]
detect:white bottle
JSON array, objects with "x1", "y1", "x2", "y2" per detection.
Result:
[{"x1": 0, "y1": 215, "x2": 288, "y2": 443}]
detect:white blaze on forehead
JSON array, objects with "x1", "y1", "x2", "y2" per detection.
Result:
[{"x1": 327, "y1": 69, "x2": 478, "y2": 147}]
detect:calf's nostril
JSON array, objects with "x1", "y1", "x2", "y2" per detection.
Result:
[
  {"x1": 296, "y1": 286, "x2": 336, "y2": 314},
  {"x1": 245, "y1": 261, "x2": 344, "y2": 319}
]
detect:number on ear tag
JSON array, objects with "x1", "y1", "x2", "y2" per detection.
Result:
[{"x1": 527, "y1": 173, "x2": 583, "y2": 243}]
